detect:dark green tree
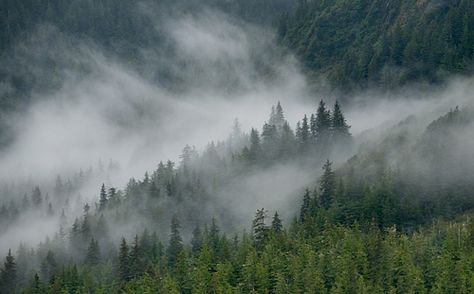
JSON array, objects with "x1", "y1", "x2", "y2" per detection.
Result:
[
  {"x1": 248, "y1": 128, "x2": 262, "y2": 163},
  {"x1": 271, "y1": 212, "x2": 283, "y2": 234},
  {"x1": 315, "y1": 100, "x2": 332, "y2": 153},
  {"x1": 300, "y1": 188, "x2": 312, "y2": 222},
  {"x1": 319, "y1": 160, "x2": 336, "y2": 209},
  {"x1": 85, "y1": 238, "x2": 101, "y2": 266},
  {"x1": 191, "y1": 224, "x2": 203, "y2": 255},
  {"x1": 252, "y1": 208, "x2": 268, "y2": 250},
  {"x1": 99, "y1": 183, "x2": 107, "y2": 211},
  {"x1": 167, "y1": 215, "x2": 184, "y2": 268},
  {"x1": 331, "y1": 101, "x2": 351, "y2": 144},
  {"x1": 118, "y1": 238, "x2": 130, "y2": 282},
  {"x1": 0, "y1": 249, "x2": 17, "y2": 293}
]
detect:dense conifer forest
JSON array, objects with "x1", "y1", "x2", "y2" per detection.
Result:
[
  {"x1": 1, "y1": 0, "x2": 474, "y2": 293},
  {"x1": 278, "y1": 0, "x2": 474, "y2": 89}
]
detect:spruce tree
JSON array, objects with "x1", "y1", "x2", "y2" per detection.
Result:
[
  {"x1": 85, "y1": 238, "x2": 101, "y2": 266},
  {"x1": 209, "y1": 218, "x2": 220, "y2": 258},
  {"x1": 118, "y1": 238, "x2": 130, "y2": 281},
  {"x1": 331, "y1": 101, "x2": 351, "y2": 144},
  {"x1": 299, "y1": 115, "x2": 310, "y2": 152},
  {"x1": 248, "y1": 128, "x2": 262, "y2": 163},
  {"x1": 315, "y1": 100, "x2": 332, "y2": 153},
  {"x1": 269, "y1": 101, "x2": 286, "y2": 127},
  {"x1": 279, "y1": 121, "x2": 296, "y2": 158},
  {"x1": 271, "y1": 212, "x2": 283, "y2": 234},
  {"x1": 261, "y1": 123, "x2": 278, "y2": 160},
  {"x1": 319, "y1": 160, "x2": 336, "y2": 209},
  {"x1": 130, "y1": 235, "x2": 144, "y2": 278},
  {"x1": 99, "y1": 183, "x2": 107, "y2": 211},
  {"x1": 0, "y1": 249, "x2": 17, "y2": 293},
  {"x1": 191, "y1": 224, "x2": 203, "y2": 255},
  {"x1": 252, "y1": 208, "x2": 268, "y2": 250},
  {"x1": 300, "y1": 189, "x2": 312, "y2": 222},
  {"x1": 167, "y1": 215, "x2": 184, "y2": 268},
  {"x1": 310, "y1": 113, "x2": 317, "y2": 140},
  {"x1": 31, "y1": 186, "x2": 42, "y2": 207}
]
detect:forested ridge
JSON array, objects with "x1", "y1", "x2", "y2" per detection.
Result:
[
  {"x1": 278, "y1": 0, "x2": 474, "y2": 89},
  {"x1": 1, "y1": 101, "x2": 474, "y2": 293}
]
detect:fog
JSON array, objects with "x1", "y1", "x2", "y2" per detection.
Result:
[{"x1": 1, "y1": 6, "x2": 474, "y2": 255}]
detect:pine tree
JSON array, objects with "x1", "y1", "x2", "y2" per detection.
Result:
[
  {"x1": 310, "y1": 113, "x2": 317, "y2": 140},
  {"x1": 331, "y1": 101, "x2": 351, "y2": 145},
  {"x1": 261, "y1": 123, "x2": 278, "y2": 160},
  {"x1": 85, "y1": 238, "x2": 101, "y2": 265},
  {"x1": 130, "y1": 235, "x2": 145, "y2": 278},
  {"x1": 0, "y1": 249, "x2": 17, "y2": 293},
  {"x1": 252, "y1": 208, "x2": 269, "y2": 250},
  {"x1": 167, "y1": 215, "x2": 184, "y2": 268},
  {"x1": 81, "y1": 214, "x2": 91, "y2": 243},
  {"x1": 99, "y1": 183, "x2": 107, "y2": 211},
  {"x1": 298, "y1": 115, "x2": 310, "y2": 152},
  {"x1": 271, "y1": 212, "x2": 283, "y2": 234},
  {"x1": 30, "y1": 273, "x2": 44, "y2": 294},
  {"x1": 248, "y1": 128, "x2": 262, "y2": 163},
  {"x1": 300, "y1": 189, "x2": 312, "y2": 222},
  {"x1": 118, "y1": 238, "x2": 130, "y2": 281},
  {"x1": 191, "y1": 224, "x2": 203, "y2": 254},
  {"x1": 108, "y1": 187, "x2": 117, "y2": 205},
  {"x1": 40, "y1": 250, "x2": 57, "y2": 283},
  {"x1": 319, "y1": 160, "x2": 336, "y2": 209},
  {"x1": 279, "y1": 121, "x2": 296, "y2": 158},
  {"x1": 209, "y1": 217, "x2": 220, "y2": 259},
  {"x1": 269, "y1": 101, "x2": 286, "y2": 127},
  {"x1": 180, "y1": 145, "x2": 196, "y2": 169},
  {"x1": 315, "y1": 100, "x2": 332, "y2": 153},
  {"x1": 31, "y1": 186, "x2": 42, "y2": 207}
]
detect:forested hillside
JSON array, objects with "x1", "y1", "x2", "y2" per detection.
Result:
[
  {"x1": 0, "y1": 0, "x2": 293, "y2": 110},
  {"x1": 278, "y1": 0, "x2": 474, "y2": 89},
  {"x1": 1, "y1": 101, "x2": 474, "y2": 293},
  {"x1": 1, "y1": 0, "x2": 474, "y2": 293}
]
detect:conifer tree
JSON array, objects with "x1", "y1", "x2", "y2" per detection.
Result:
[
  {"x1": 271, "y1": 212, "x2": 283, "y2": 234},
  {"x1": 31, "y1": 186, "x2": 42, "y2": 207},
  {"x1": 310, "y1": 113, "x2": 317, "y2": 140},
  {"x1": 279, "y1": 121, "x2": 296, "y2": 158},
  {"x1": 252, "y1": 208, "x2": 269, "y2": 250},
  {"x1": 85, "y1": 238, "x2": 101, "y2": 266},
  {"x1": 315, "y1": 100, "x2": 332, "y2": 153},
  {"x1": 331, "y1": 101, "x2": 351, "y2": 144},
  {"x1": 209, "y1": 217, "x2": 220, "y2": 258},
  {"x1": 248, "y1": 128, "x2": 262, "y2": 162},
  {"x1": 130, "y1": 235, "x2": 145, "y2": 278},
  {"x1": 319, "y1": 160, "x2": 336, "y2": 209},
  {"x1": 0, "y1": 249, "x2": 17, "y2": 294},
  {"x1": 191, "y1": 224, "x2": 203, "y2": 255},
  {"x1": 300, "y1": 189, "x2": 312, "y2": 222},
  {"x1": 118, "y1": 238, "x2": 130, "y2": 281},
  {"x1": 167, "y1": 215, "x2": 184, "y2": 268},
  {"x1": 99, "y1": 183, "x2": 107, "y2": 211},
  {"x1": 261, "y1": 123, "x2": 278, "y2": 160},
  {"x1": 269, "y1": 101, "x2": 286, "y2": 127},
  {"x1": 298, "y1": 115, "x2": 310, "y2": 152},
  {"x1": 30, "y1": 273, "x2": 44, "y2": 294},
  {"x1": 108, "y1": 187, "x2": 117, "y2": 205}
]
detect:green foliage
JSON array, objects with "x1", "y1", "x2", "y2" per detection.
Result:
[{"x1": 279, "y1": 0, "x2": 474, "y2": 89}]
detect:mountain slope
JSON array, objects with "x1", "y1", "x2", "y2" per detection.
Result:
[{"x1": 278, "y1": 0, "x2": 474, "y2": 89}]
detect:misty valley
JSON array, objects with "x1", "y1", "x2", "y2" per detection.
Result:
[{"x1": 1, "y1": 0, "x2": 474, "y2": 293}]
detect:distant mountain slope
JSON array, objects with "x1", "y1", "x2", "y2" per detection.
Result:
[{"x1": 278, "y1": 0, "x2": 474, "y2": 89}]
